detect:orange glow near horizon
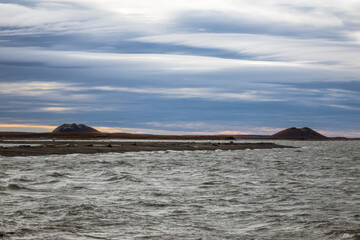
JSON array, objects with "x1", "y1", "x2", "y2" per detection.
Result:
[
  {"x1": 94, "y1": 126, "x2": 123, "y2": 133},
  {"x1": 0, "y1": 123, "x2": 359, "y2": 137},
  {"x1": 318, "y1": 130, "x2": 360, "y2": 138},
  {"x1": 0, "y1": 124, "x2": 56, "y2": 131},
  {"x1": 191, "y1": 131, "x2": 250, "y2": 135}
]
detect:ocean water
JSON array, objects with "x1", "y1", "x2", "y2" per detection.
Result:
[{"x1": 0, "y1": 140, "x2": 359, "y2": 240}]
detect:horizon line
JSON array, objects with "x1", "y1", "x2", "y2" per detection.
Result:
[{"x1": 0, "y1": 123, "x2": 359, "y2": 138}]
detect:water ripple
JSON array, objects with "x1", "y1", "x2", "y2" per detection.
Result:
[{"x1": 0, "y1": 141, "x2": 359, "y2": 239}]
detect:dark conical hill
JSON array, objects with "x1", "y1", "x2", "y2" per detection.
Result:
[
  {"x1": 269, "y1": 127, "x2": 328, "y2": 140},
  {"x1": 52, "y1": 123, "x2": 100, "y2": 133}
]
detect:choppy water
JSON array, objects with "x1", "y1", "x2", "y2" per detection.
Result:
[{"x1": 0, "y1": 140, "x2": 359, "y2": 240}]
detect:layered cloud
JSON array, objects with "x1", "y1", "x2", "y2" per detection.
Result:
[
  {"x1": 0, "y1": 0, "x2": 359, "y2": 136},
  {"x1": 0, "y1": 46, "x2": 307, "y2": 72},
  {"x1": 2, "y1": 0, "x2": 359, "y2": 34},
  {"x1": 134, "y1": 33, "x2": 360, "y2": 69},
  {"x1": 1, "y1": 80, "x2": 359, "y2": 115}
]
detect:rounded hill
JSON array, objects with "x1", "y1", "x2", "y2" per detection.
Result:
[
  {"x1": 52, "y1": 123, "x2": 100, "y2": 133},
  {"x1": 270, "y1": 127, "x2": 327, "y2": 140}
]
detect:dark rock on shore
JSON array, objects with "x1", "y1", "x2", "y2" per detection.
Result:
[{"x1": 52, "y1": 123, "x2": 100, "y2": 133}]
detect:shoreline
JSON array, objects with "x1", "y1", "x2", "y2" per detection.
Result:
[{"x1": 0, "y1": 140, "x2": 293, "y2": 157}]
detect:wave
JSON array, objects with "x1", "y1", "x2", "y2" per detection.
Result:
[{"x1": 2, "y1": 183, "x2": 31, "y2": 191}]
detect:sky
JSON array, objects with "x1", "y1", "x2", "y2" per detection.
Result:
[{"x1": 0, "y1": 0, "x2": 360, "y2": 137}]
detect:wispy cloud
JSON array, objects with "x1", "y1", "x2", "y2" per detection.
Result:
[
  {"x1": 2, "y1": 0, "x2": 358, "y2": 37},
  {"x1": 0, "y1": 81, "x2": 282, "y2": 103},
  {"x1": 0, "y1": 81, "x2": 93, "y2": 101},
  {"x1": 1, "y1": 81, "x2": 359, "y2": 109},
  {"x1": 134, "y1": 33, "x2": 360, "y2": 69},
  {"x1": 0, "y1": 46, "x2": 312, "y2": 73},
  {"x1": 95, "y1": 86, "x2": 282, "y2": 102},
  {"x1": 39, "y1": 107, "x2": 76, "y2": 112},
  {"x1": 0, "y1": 2, "x2": 130, "y2": 36},
  {"x1": 326, "y1": 104, "x2": 360, "y2": 111}
]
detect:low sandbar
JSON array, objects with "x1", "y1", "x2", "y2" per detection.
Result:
[{"x1": 0, "y1": 140, "x2": 293, "y2": 157}]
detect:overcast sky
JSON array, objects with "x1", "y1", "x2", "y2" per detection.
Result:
[{"x1": 0, "y1": 0, "x2": 359, "y2": 136}]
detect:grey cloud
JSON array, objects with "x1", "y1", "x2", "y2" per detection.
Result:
[
  {"x1": 0, "y1": 2, "x2": 137, "y2": 37},
  {"x1": 2, "y1": 80, "x2": 359, "y2": 111},
  {"x1": 134, "y1": 33, "x2": 360, "y2": 70},
  {"x1": 174, "y1": 10, "x2": 347, "y2": 40}
]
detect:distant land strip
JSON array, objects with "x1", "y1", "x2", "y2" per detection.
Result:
[
  {"x1": 0, "y1": 124, "x2": 359, "y2": 141},
  {"x1": 2, "y1": 124, "x2": 359, "y2": 156}
]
